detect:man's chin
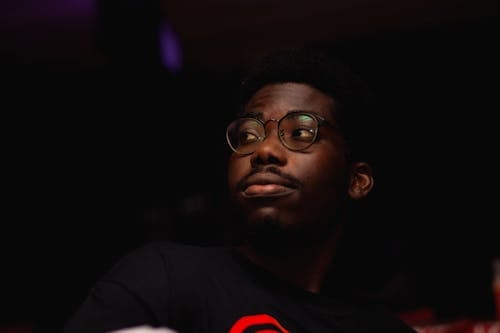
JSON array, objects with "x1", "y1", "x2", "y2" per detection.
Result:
[
  {"x1": 243, "y1": 217, "x2": 314, "y2": 254},
  {"x1": 242, "y1": 212, "x2": 342, "y2": 254}
]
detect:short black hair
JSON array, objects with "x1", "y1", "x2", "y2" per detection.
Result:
[{"x1": 239, "y1": 46, "x2": 377, "y2": 163}]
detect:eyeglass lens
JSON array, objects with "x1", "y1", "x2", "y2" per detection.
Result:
[{"x1": 227, "y1": 113, "x2": 318, "y2": 154}]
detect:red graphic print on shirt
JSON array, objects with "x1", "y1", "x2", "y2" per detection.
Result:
[{"x1": 229, "y1": 314, "x2": 290, "y2": 333}]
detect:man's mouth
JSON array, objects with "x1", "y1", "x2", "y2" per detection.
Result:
[
  {"x1": 239, "y1": 172, "x2": 300, "y2": 198},
  {"x1": 243, "y1": 184, "x2": 297, "y2": 197}
]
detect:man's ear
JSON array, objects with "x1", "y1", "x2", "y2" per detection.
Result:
[{"x1": 348, "y1": 162, "x2": 374, "y2": 200}]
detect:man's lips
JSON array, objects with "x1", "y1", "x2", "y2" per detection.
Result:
[
  {"x1": 244, "y1": 184, "x2": 296, "y2": 197},
  {"x1": 239, "y1": 173, "x2": 300, "y2": 198}
]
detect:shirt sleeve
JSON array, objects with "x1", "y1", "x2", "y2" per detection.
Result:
[
  {"x1": 63, "y1": 243, "x2": 174, "y2": 333},
  {"x1": 62, "y1": 280, "x2": 159, "y2": 333}
]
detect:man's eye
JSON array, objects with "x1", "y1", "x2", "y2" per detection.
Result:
[
  {"x1": 238, "y1": 131, "x2": 259, "y2": 145},
  {"x1": 290, "y1": 128, "x2": 315, "y2": 141}
]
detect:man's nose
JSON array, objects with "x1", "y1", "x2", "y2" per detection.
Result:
[{"x1": 250, "y1": 121, "x2": 287, "y2": 167}]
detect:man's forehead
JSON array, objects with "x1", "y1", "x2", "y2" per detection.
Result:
[{"x1": 241, "y1": 83, "x2": 336, "y2": 121}]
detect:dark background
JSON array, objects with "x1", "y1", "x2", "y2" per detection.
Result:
[{"x1": 1, "y1": 0, "x2": 499, "y2": 332}]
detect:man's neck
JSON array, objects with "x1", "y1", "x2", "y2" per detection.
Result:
[{"x1": 237, "y1": 228, "x2": 341, "y2": 293}]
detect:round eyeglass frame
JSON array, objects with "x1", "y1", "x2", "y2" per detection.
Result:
[{"x1": 225, "y1": 111, "x2": 335, "y2": 155}]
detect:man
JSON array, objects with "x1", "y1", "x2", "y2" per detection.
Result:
[{"x1": 63, "y1": 47, "x2": 416, "y2": 332}]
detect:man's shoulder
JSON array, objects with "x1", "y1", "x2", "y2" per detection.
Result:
[
  {"x1": 103, "y1": 241, "x2": 233, "y2": 281},
  {"x1": 133, "y1": 241, "x2": 231, "y2": 263}
]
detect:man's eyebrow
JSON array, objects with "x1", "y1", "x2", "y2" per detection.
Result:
[{"x1": 236, "y1": 111, "x2": 263, "y2": 118}]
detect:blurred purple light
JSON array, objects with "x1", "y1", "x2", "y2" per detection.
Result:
[{"x1": 159, "y1": 22, "x2": 183, "y2": 73}]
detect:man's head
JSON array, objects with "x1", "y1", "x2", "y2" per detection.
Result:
[{"x1": 226, "y1": 47, "x2": 375, "y2": 246}]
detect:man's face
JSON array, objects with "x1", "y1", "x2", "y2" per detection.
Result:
[{"x1": 227, "y1": 83, "x2": 352, "y2": 236}]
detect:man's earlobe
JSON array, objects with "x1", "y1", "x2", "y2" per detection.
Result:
[{"x1": 348, "y1": 162, "x2": 374, "y2": 200}]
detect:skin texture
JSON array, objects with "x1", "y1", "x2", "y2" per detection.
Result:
[{"x1": 227, "y1": 82, "x2": 374, "y2": 292}]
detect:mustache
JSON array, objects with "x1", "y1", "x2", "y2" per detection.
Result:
[{"x1": 236, "y1": 166, "x2": 303, "y2": 191}]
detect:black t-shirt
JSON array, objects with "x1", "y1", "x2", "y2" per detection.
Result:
[{"x1": 63, "y1": 242, "x2": 416, "y2": 333}]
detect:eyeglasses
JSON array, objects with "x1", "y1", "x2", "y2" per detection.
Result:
[{"x1": 226, "y1": 111, "x2": 335, "y2": 155}]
